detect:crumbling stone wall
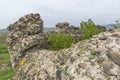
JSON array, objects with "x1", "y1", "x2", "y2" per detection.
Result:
[
  {"x1": 7, "y1": 13, "x2": 120, "y2": 80},
  {"x1": 7, "y1": 14, "x2": 82, "y2": 68},
  {"x1": 55, "y1": 22, "x2": 107, "y2": 41},
  {"x1": 97, "y1": 25, "x2": 106, "y2": 31},
  {"x1": 7, "y1": 13, "x2": 44, "y2": 68},
  {"x1": 14, "y1": 29, "x2": 120, "y2": 80},
  {"x1": 55, "y1": 22, "x2": 82, "y2": 41},
  {"x1": 56, "y1": 22, "x2": 80, "y2": 34},
  {"x1": 7, "y1": 13, "x2": 106, "y2": 69}
]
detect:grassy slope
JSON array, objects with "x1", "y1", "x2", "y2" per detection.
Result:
[{"x1": 0, "y1": 32, "x2": 15, "y2": 80}]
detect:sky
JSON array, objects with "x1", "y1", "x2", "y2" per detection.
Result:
[{"x1": 0, "y1": 0, "x2": 120, "y2": 29}]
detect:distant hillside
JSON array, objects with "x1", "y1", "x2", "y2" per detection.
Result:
[
  {"x1": 105, "y1": 24, "x2": 120, "y2": 29},
  {"x1": 0, "y1": 24, "x2": 117, "y2": 32},
  {"x1": 43, "y1": 27, "x2": 55, "y2": 32},
  {"x1": 105, "y1": 24, "x2": 114, "y2": 29},
  {"x1": 0, "y1": 29, "x2": 8, "y2": 32},
  {"x1": 0, "y1": 28, "x2": 55, "y2": 32}
]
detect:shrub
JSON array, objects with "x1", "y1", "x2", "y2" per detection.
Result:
[
  {"x1": 80, "y1": 19, "x2": 100, "y2": 40},
  {"x1": 46, "y1": 33, "x2": 75, "y2": 50}
]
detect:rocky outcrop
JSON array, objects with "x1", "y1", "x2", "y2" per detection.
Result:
[
  {"x1": 13, "y1": 28, "x2": 120, "y2": 80},
  {"x1": 56, "y1": 22, "x2": 80, "y2": 34},
  {"x1": 97, "y1": 25, "x2": 106, "y2": 31},
  {"x1": 7, "y1": 13, "x2": 44, "y2": 68},
  {"x1": 55, "y1": 22, "x2": 82, "y2": 41},
  {"x1": 7, "y1": 14, "x2": 83, "y2": 69},
  {"x1": 7, "y1": 13, "x2": 120, "y2": 80}
]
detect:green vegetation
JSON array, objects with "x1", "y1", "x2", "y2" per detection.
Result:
[
  {"x1": 45, "y1": 19, "x2": 104, "y2": 50},
  {"x1": 46, "y1": 33, "x2": 76, "y2": 50},
  {"x1": 0, "y1": 19, "x2": 106, "y2": 79},
  {"x1": 0, "y1": 32, "x2": 15, "y2": 80},
  {"x1": 0, "y1": 68, "x2": 15, "y2": 80},
  {"x1": 0, "y1": 53, "x2": 10, "y2": 64},
  {"x1": 0, "y1": 32, "x2": 9, "y2": 64},
  {"x1": 80, "y1": 19, "x2": 101, "y2": 40},
  {"x1": 0, "y1": 44, "x2": 8, "y2": 53},
  {"x1": 0, "y1": 32, "x2": 8, "y2": 53}
]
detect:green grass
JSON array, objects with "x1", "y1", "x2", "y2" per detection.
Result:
[
  {"x1": 0, "y1": 32, "x2": 10, "y2": 64},
  {"x1": 0, "y1": 32, "x2": 15, "y2": 80},
  {"x1": 0, "y1": 32, "x2": 7, "y2": 43},
  {"x1": 0, "y1": 43, "x2": 8, "y2": 53},
  {"x1": 0, "y1": 53, "x2": 11, "y2": 64},
  {"x1": 0, "y1": 68, "x2": 15, "y2": 80}
]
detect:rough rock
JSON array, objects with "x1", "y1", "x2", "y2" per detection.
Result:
[
  {"x1": 12, "y1": 28, "x2": 120, "y2": 80},
  {"x1": 7, "y1": 13, "x2": 44, "y2": 68},
  {"x1": 107, "y1": 51, "x2": 120, "y2": 66},
  {"x1": 56, "y1": 22, "x2": 69, "y2": 33},
  {"x1": 96, "y1": 25, "x2": 106, "y2": 32},
  {"x1": 6, "y1": 13, "x2": 120, "y2": 80},
  {"x1": 102, "y1": 60, "x2": 114, "y2": 76},
  {"x1": 99, "y1": 35, "x2": 108, "y2": 40},
  {"x1": 55, "y1": 22, "x2": 80, "y2": 34},
  {"x1": 96, "y1": 57, "x2": 105, "y2": 64},
  {"x1": 55, "y1": 22, "x2": 82, "y2": 41},
  {"x1": 13, "y1": 28, "x2": 120, "y2": 80}
]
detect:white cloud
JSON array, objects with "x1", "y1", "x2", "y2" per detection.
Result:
[{"x1": 0, "y1": 0, "x2": 120, "y2": 29}]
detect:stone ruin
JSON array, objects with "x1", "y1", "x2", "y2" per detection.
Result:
[
  {"x1": 55, "y1": 22, "x2": 82, "y2": 41},
  {"x1": 7, "y1": 13, "x2": 107, "y2": 68},
  {"x1": 56, "y1": 22, "x2": 80, "y2": 34},
  {"x1": 96, "y1": 25, "x2": 106, "y2": 32},
  {"x1": 7, "y1": 13, "x2": 45, "y2": 68},
  {"x1": 6, "y1": 13, "x2": 120, "y2": 80},
  {"x1": 7, "y1": 13, "x2": 82, "y2": 68}
]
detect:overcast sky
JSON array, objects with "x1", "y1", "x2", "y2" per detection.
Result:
[{"x1": 0, "y1": 0, "x2": 120, "y2": 29}]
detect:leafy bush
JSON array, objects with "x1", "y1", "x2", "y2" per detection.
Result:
[
  {"x1": 80, "y1": 19, "x2": 100, "y2": 39},
  {"x1": 46, "y1": 33, "x2": 75, "y2": 50}
]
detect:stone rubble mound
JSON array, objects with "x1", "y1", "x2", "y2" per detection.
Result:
[{"x1": 6, "y1": 13, "x2": 120, "y2": 80}]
